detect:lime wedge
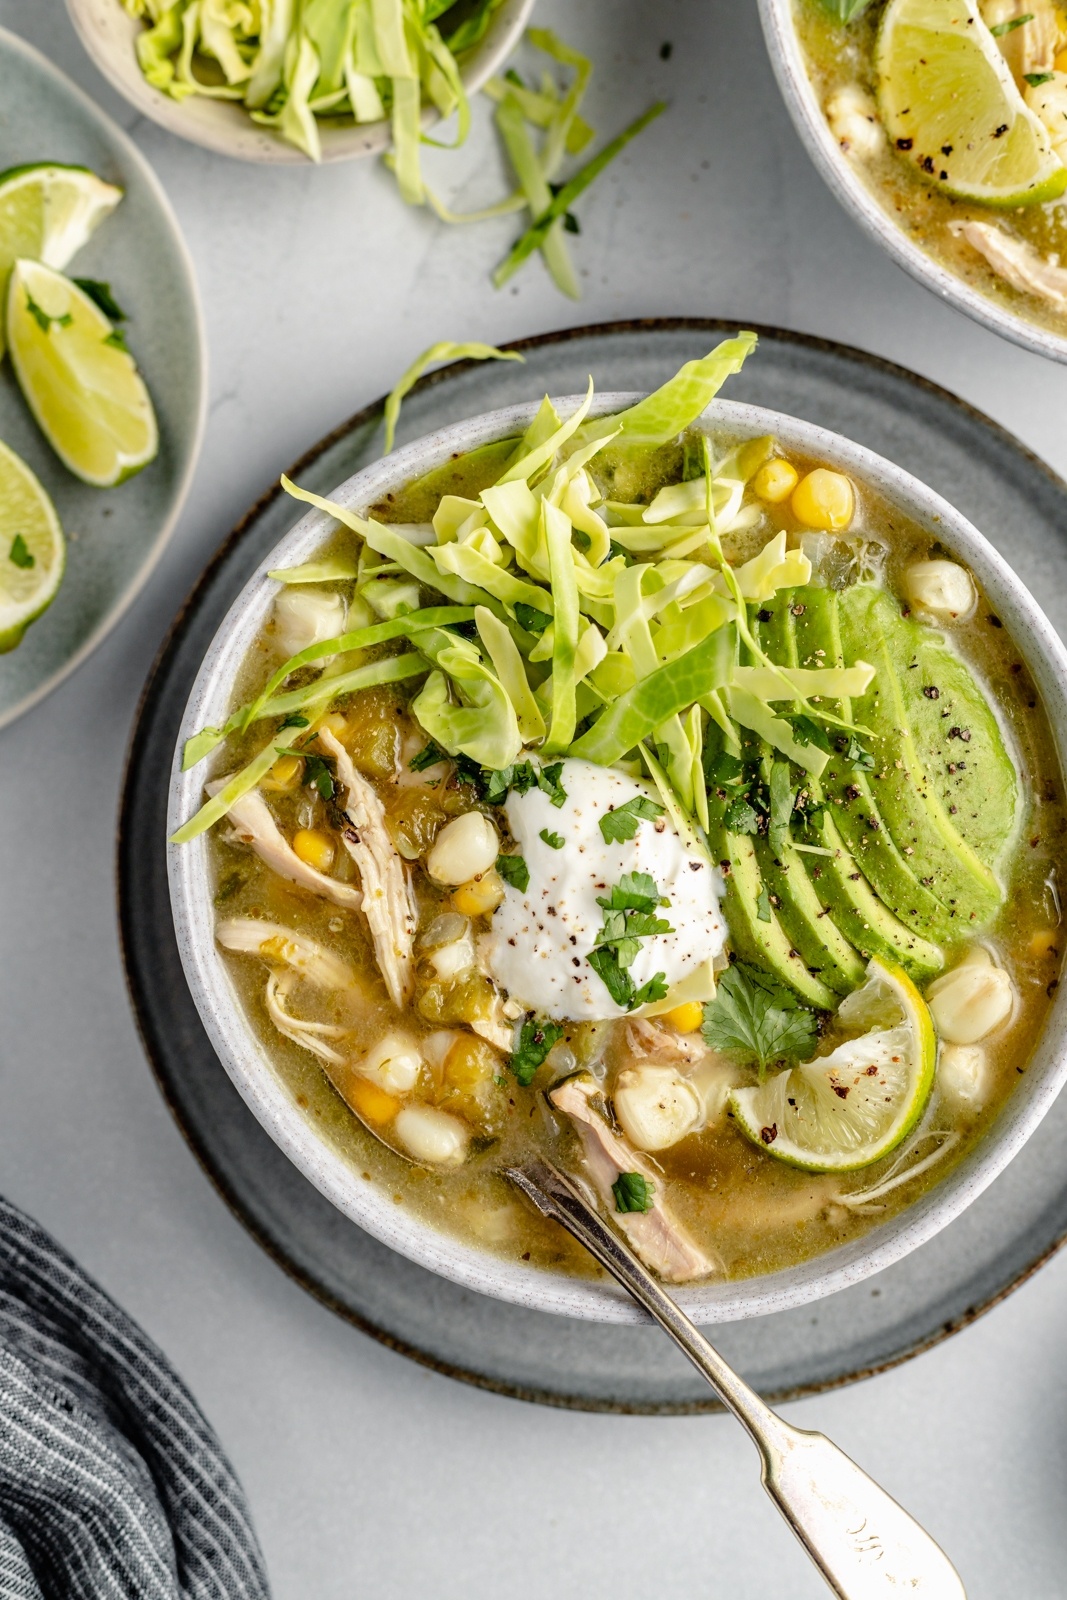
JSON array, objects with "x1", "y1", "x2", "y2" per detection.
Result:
[
  {"x1": 728, "y1": 960, "x2": 937, "y2": 1173},
  {"x1": 876, "y1": 0, "x2": 1067, "y2": 207},
  {"x1": 6, "y1": 259, "x2": 157, "y2": 488},
  {"x1": 0, "y1": 438, "x2": 65, "y2": 653},
  {"x1": 0, "y1": 164, "x2": 122, "y2": 359}
]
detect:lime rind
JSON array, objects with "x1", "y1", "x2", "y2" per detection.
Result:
[
  {"x1": 875, "y1": 0, "x2": 1067, "y2": 208},
  {"x1": 0, "y1": 438, "x2": 66, "y2": 653},
  {"x1": 728, "y1": 959, "x2": 937, "y2": 1174}
]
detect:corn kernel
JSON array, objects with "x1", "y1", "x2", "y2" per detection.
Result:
[
  {"x1": 262, "y1": 753, "x2": 303, "y2": 792},
  {"x1": 664, "y1": 1000, "x2": 704, "y2": 1035},
  {"x1": 753, "y1": 459, "x2": 798, "y2": 504},
  {"x1": 1055, "y1": 48, "x2": 1067, "y2": 71},
  {"x1": 1030, "y1": 928, "x2": 1061, "y2": 959},
  {"x1": 292, "y1": 828, "x2": 336, "y2": 872},
  {"x1": 791, "y1": 467, "x2": 855, "y2": 531},
  {"x1": 453, "y1": 868, "x2": 505, "y2": 917},
  {"x1": 320, "y1": 711, "x2": 348, "y2": 737},
  {"x1": 345, "y1": 1075, "x2": 401, "y2": 1126},
  {"x1": 444, "y1": 1034, "x2": 501, "y2": 1088}
]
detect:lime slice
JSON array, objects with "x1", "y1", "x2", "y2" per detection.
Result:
[
  {"x1": 6, "y1": 259, "x2": 157, "y2": 488},
  {"x1": 0, "y1": 164, "x2": 122, "y2": 359},
  {"x1": 728, "y1": 959, "x2": 937, "y2": 1173},
  {"x1": 0, "y1": 438, "x2": 66, "y2": 653},
  {"x1": 875, "y1": 0, "x2": 1067, "y2": 207}
]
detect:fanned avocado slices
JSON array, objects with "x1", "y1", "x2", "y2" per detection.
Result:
[
  {"x1": 835, "y1": 585, "x2": 1013, "y2": 927},
  {"x1": 753, "y1": 594, "x2": 944, "y2": 982}
]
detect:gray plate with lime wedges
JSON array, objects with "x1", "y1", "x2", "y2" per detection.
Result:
[
  {"x1": 0, "y1": 24, "x2": 205, "y2": 730},
  {"x1": 119, "y1": 320, "x2": 1067, "y2": 1412}
]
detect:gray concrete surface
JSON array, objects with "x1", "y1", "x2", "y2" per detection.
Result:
[{"x1": 2, "y1": 1, "x2": 1066, "y2": 1595}]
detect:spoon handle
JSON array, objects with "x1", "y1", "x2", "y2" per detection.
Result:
[{"x1": 506, "y1": 1159, "x2": 966, "y2": 1600}]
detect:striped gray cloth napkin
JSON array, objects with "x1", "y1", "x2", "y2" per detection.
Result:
[{"x1": 0, "y1": 1196, "x2": 270, "y2": 1599}]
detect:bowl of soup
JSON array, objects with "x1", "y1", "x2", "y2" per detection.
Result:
[
  {"x1": 167, "y1": 335, "x2": 1067, "y2": 1321},
  {"x1": 759, "y1": 0, "x2": 1067, "y2": 364}
]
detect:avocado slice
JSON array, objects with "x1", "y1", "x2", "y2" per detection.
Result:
[
  {"x1": 757, "y1": 592, "x2": 944, "y2": 982},
  {"x1": 836, "y1": 585, "x2": 1007, "y2": 928}
]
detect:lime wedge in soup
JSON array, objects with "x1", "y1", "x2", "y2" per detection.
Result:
[
  {"x1": 6, "y1": 259, "x2": 157, "y2": 488},
  {"x1": 876, "y1": 0, "x2": 1067, "y2": 207},
  {"x1": 0, "y1": 437, "x2": 66, "y2": 653},
  {"x1": 0, "y1": 164, "x2": 122, "y2": 358},
  {"x1": 728, "y1": 960, "x2": 937, "y2": 1173}
]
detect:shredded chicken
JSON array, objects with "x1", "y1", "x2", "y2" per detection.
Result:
[
  {"x1": 952, "y1": 219, "x2": 1067, "y2": 308},
  {"x1": 983, "y1": 0, "x2": 1059, "y2": 79},
  {"x1": 549, "y1": 1074, "x2": 718, "y2": 1283},
  {"x1": 216, "y1": 918, "x2": 356, "y2": 989},
  {"x1": 318, "y1": 727, "x2": 417, "y2": 1009},
  {"x1": 265, "y1": 971, "x2": 349, "y2": 1066},
  {"x1": 208, "y1": 779, "x2": 363, "y2": 911},
  {"x1": 625, "y1": 1017, "x2": 707, "y2": 1066}
]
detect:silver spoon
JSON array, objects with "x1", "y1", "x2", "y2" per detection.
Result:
[{"x1": 505, "y1": 1157, "x2": 967, "y2": 1600}]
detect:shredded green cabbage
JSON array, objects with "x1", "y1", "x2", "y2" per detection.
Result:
[
  {"x1": 381, "y1": 341, "x2": 524, "y2": 453},
  {"x1": 174, "y1": 335, "x2": 883, "y2": 857}
]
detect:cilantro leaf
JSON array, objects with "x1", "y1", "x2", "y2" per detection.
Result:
[
  {"x1": 540, "y1": 828, "x2": 565, "y2": 849},
  {"x1": 103, "y1": 327, "x2": 129, "y2": 352},
  {"x1": 612, "y1": 1172, "x2": 655, "y2": 1213},
  {"x1": 452, "y1": 753, "x2": 486, "y2": 793},
  {"x1": 275, "y1": 748, "x2": 335, "y2": 801},
  {"x1": 25, "y1": 292, "x2": 71, "y2": 334},
  {"x1": 701, "y1": 963, "x2": 819, "y2": 1074},
  {"x1": 409, "y1": 740, "x2": 446, "y2": 772},
  {"x1": 514, "y1": 601, "x2": 552, "y2": 635},
  {"x1": 73, "y1": 278, "x2": 127, "y2": 320},
  {"x1": 277, "y1": 713, "x2": 309, "y2": 732},
  {"x1": 509, "y1": 1017, "x2": 563, "y2": 1086},
  {"x1": 596, "y1": 871, "x2": 668, "y2": 914},
  {"x1": 707, "y1": 751, "x2": 746, "y2": 785},
  {"x1": 724, "y1": 796, "x2": 760, "y2": 834},
  {"x1": 538, "y1": 761, "x2": 568, "y2": 808},
  {"x1": 9, "y1": 535, "x2": 34, "y2": 570},
  {"x1": 788, "y1": 714, "x2": 834, "y2": 754},
  {"x1": 599, "y1": 795, "x2": 665, "y2": 843},
  {"x1": 483, "y1": 760, "x2": 540, "y2": 805},
  {"x1": 633, "y1": 972, "x2": 669, "y2": 1006},
  {"x1": 497, "y1": 852, "x2": 530, "y2": 892},
  {"x1": 587, "y1": 946, "x2": 636, "y2": 1007},
  {"x1": 837, "y1": 734, "x2": 875, "y2": 771}
]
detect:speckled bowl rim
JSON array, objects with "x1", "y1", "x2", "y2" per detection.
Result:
[
  {"x1": 167, "y1": 392, "x2": 1067, "y2": 1323},
  {"x1": 757, "y1": 0, "x2": 1067, "y2": 368},
  {"x1": 65, "y1": 0, "x2": 534, "y2": 166}
]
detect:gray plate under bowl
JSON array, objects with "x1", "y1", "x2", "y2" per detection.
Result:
[{"x1": 118, "y1": 319, "x2": 1067, "y2": 1413}]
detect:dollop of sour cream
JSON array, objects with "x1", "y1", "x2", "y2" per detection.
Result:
[{"x1": 485, "y1": 758, "x2": 726, "y2": 1022}]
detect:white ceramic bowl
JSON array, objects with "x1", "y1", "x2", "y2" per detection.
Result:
[
  {"x1": 168, "y1": 393, "x2": 1067, "y2": 1323},
  {"x1": 66, "y1": 0, "x2": 534, "y2": 164},
  {"x1": 757, "y1": 0, "x2": 1067, "y2": 366}
]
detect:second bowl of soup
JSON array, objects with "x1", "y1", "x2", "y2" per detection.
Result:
[{"x1": 168, "y1": 335, "x2": 1067, "y2": 1321}]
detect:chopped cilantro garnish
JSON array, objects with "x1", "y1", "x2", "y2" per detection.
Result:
[
  {"x1": 990, "y1": 12, "x2": 1032, "y2": 34},
  {"x1": 485, "y1": 759, "x2": 567, "y2": 809},
  {"x1": 496, "y1": 852, "x2": 530, "y2": 892},
  {"x1": 837, "y1": 734, "x2": 875, "y2": 771},
  {"x1": 103, "y1": 328, "x2": 129, "y2": 352},
  {"x1": 276, "y1": 747, "x2": 335, "y2": 801},
  {"x1": 724, "y1": 796, "x2": 760, "y2": 834},
  {"x1": 1025, "y1": 70, "x2": 1054, "y2": 85},
  {"x1": 25, "y1": 293, "x2": 71, "y2": 334},
  {"x1": 588, "y1": 873, "x2": 672, "y2": 1010},
  {"x1": 8, "y1": 535, "x2": 34, "y2": 570},
  {"x1": 277, "y1": 713, "x2": 309, "y2": 732},
  {"x1": 540, "y1": 828, "x2": 565, "y2": 849},
  {"x1": 612, "y1": 1172, "x2": 655, "y2": 1213},
  {"x1": 598, "y1": 794, "x2": 665, "y2": 843},
  {"x1": 787, "y1": 714, "x2": 835, "y2": 754},
  {"x1": 707, "y1": 750, "x2": 746, "y2": 784},
  {"x1": 73, "y1": 278, "x2": 127, "y2": 321},
  {"x1": 514, "y1": 602, "x2": 552, "y2": 635},
  {"x1": 701, "y1": 963, "x2": 818, "y2": 1077},
  {"x1": 409, "y1": 740, "x2": 446, "y2": 772},
  {"x1": 510, "y1": 1017, "x2": 563, "y2": 1086}
]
